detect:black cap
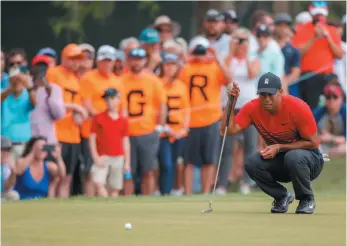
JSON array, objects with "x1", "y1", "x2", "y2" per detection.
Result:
[
  {"x1": 205, "y1": 9, "x2": 224, "y2": 21},
  {"x1": 257, "y1": 72, "x2": 282, "y2": 95},
  {"x1": 255, "y1": 24, "x2": 272, "y2": 37},
  {"x1": 274, "y1": 13, "x2": 293, "y2": 25},
  {"x1": 102, "y1": 88, "x2": 119, "y2": 98},
  {"x1": 223, "y1": 10, "x2": 238, "y2": 22}
]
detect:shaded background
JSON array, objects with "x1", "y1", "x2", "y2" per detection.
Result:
[{"x1": 1, "y1": 1, "x2": 346, "y2": 61}]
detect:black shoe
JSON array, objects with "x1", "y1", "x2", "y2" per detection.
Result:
[
  {"x1": 296, "y1": 199, "x2": 315, "y2": 214},
  {"x1": 271, "y1": 193, "x2": 294, "y2": 213}
]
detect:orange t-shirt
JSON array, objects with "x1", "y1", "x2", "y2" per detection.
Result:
[
  {"x1": 235, "y1": 95, "x2": 318, "y2": 145},
  {"x1": 292, "y1": 22, "x2": 341, "y2": 73},
  {"x1": 79, "y1": 69, "x2": 127, "y2": 138},
  {"x1": 46, "y1": 65, "x2": 82, "y2": 144},
  {"x1": 179, "y1": 60, "x2": 228, "y2": 128},
  {"x1": 162, "y1": 79, "x2": 190, "y2": 138},
  {"x1": 120, "y1": 72, "x2": 167, "y2": 136}
]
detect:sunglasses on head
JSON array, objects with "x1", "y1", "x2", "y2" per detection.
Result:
[{"x1": 325, "y1": 94, "x2": 339, "y2": 100}]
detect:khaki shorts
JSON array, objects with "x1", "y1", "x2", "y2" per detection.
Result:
[{"x1": 91, "y1": 156, "x2": 124, "y2": 190}]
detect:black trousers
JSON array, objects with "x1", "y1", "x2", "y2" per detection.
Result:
[
  {"x1": 245, "y1": 149, "x2": 324, "y2": 200},
  {"x1": 299, "y1": 73, "x2": 330, "y2": 109}
]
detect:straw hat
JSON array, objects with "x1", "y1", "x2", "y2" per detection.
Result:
[{"x1": 149, "y1": 15, "x2": 181, "y2": 37}]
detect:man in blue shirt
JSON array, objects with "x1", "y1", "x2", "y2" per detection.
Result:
[
  {"x1": 256, "y1": 25, "x2": 285, "y2": 80},
  {"x1": 1, "y1": 66, "x2": 37, "y2": 160},
  {"x1": 274, "y1": 13, "x2": 301, "y2": 97}
]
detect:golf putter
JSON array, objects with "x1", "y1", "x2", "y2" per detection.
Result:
[{"x1": 201, "y1": 94, "x2": 235, "y2": 214}]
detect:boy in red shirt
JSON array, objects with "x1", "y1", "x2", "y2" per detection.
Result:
[{"x1": 89, "y1": 88, "x2": 130, "y2": 197}]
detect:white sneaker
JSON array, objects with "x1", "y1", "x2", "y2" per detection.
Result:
[
  {"x1": 153, "y1": 190, "x2": 161, "y2": 196},
  {"x1": 215, "y1": 187, "x2": 227, "y2": 195},
  {"x1": 171, "y1": 188, "x2": 184, "y2": 196},
  {"x1": 239, "y1": 181, "x2": 251, "y2": 195}
]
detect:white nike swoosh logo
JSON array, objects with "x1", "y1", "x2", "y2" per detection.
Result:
[{"x1": 309, "y1": 205, "x2": 314, "y2": 209}]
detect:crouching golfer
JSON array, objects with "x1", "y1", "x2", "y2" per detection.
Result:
[{"x1": 222, "y1": 72, "x2": 324, "y2": 214}]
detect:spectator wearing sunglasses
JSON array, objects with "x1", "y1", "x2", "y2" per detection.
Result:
[
  {"x1": 120, "y1": 47, "x2": 167, "y2": 195},
  {"x1": 37, "y1": 47, "x2": 57, "y2": 67},
  {"x1": 78, "y1": 43, "x2": 95, "y2": 78},
  {"x1": 1, "y1": 137, "x2": 20, "y2": 201},
  {"x1": 314, "y1": 83, "x2": 346, "y2": 157},
  {"x1": 150, "y1": 15, "x2": 181, "y2": 44},
  {"x1": 292, "y1": 1, "x2": 343, "y2": 109},
  {"x1": 223, "y1": 10, "x2": 239, "y2": 35},
  {"x1": 139, "y1": 28, "x2": 162, "y2": 72}
]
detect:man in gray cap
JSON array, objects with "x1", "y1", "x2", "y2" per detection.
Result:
[{"x1": 1, "y1": 136, "x2": 19, "y2": 200}]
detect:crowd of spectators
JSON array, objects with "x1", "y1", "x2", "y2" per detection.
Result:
[{"x1": 1, "y1": 1, "x2": 346, "y2": 200}]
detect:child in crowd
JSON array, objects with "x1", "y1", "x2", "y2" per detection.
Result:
[{"x1": 89, "y1": 88, "x2": 130, "y2": 197}]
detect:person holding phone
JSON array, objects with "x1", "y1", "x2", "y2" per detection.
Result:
[
  {"x1": 14, "y1": 136, "x2": 66, "y2": 200},
  {"x1": 292, "y1": 1, "x2": 343, "y2": 109},
  {"x1": 30, "y1": 55, "x2": 66, "y2": 197},
  {"x1": 1, "y1": 63, "x2": 37, "y2": 161},
  {"x1": 214, "y1": 28, "x2": 260, "y2": 195},
  {"x1": 89, "y1": 88, "x2": 130, "y2": 197}
]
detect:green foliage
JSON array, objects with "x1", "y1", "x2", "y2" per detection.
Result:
[
  {"x1": 50, "y1": 1, "x2": 116, "y2": 42},
  {"x1": 50, "y1": 1, "x2": 160, "y2": 43},
  {"x1": 138, "y1": 1, "x2": 161, "y2": 19}
]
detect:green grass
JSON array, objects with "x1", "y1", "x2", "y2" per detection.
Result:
[{"x1": 2, "y1": 158, "x2": 346, "y2": 246}]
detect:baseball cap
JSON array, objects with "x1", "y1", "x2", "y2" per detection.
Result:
[
  {"x1": 274, "y1": 13, "x2": 293, "y2": 25},
  {"x1": 323, "y1": 84, "x2": 343, "y2": 97},
  {"x1": 102, "y1": 88, "x2": 119, "y2": 98},
  {"x1": 62, "y1": 43, "x2": 84, "y2": 59},
  {"x1": 37, "y1": 47, "x2": 57, "y2": 58},
  {"x1": 162, "y1": 52, "x2": 179, "y2": 64},
  {"x1": 139, "y1": 28, "x2": 160, "y2": 44},
  {"x1": 79, "y1": 43, "x2": 95, "y2": 55},
  {"x1": 1, "y1": 136, "x2": 12, "y2": 150},
  {"x1": 188, "y1": 36, "x2": 210, "y2": 51},
  {"x1": 295, "y1": 11, "x2": 313, "y2": 24},
  {"x1": 128, "y1": 48, "x2": 147, "y2": 59},
  {"x1": 309, "y1": 1, "x2": 329, "y2": 16},
  {"x1": 257, "y1": 72, "x2": 282, "y2": 95},
  {"x1": 115, "y1": 50, "x2": 125, "y2": 62},
  {"x1": 97, "y1": 45, "x2": 117, "y2": 61},
  {"x1": 223, "y1": 10, "x2": 238, "y2": 22},
  {"x1": 256, "y1": 24, "x2": 272, "y2": 37},
  {"x1": 32, "y1": 55, "x2": 51, "y2": 66},
  {"x1": 205, "y1": 9, "x2": 224, "y2": 21}
]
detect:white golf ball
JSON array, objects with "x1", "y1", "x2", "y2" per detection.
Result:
[{"x1": 125, "y1": 223, "x2": 132, "y2": 230}]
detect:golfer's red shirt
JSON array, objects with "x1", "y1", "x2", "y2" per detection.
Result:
[
  {"x1": 91, "y1": 112, "x2": 129, "y2": 156},
  {"x1": 235, "y1": 95, "x2": 317, "y2": 145}
]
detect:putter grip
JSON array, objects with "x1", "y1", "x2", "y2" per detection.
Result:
[{"x1": 225, "y1": 95, "x2": 235, "y2": 127}]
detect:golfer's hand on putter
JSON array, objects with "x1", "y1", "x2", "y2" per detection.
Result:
[
  {"x1": 227, "y1": 82, "x2": 240, "y2": 98},
  {"x1": 260, "y1": 144, "x2": 280, "y2": 159}
]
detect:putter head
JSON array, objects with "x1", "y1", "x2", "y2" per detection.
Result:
[
  {"x1": 201, "y1": 208, "x2": 213, "y2": 213},
  {"x1": 201, "y1": 200, "x2": 213, "y2": 213}
]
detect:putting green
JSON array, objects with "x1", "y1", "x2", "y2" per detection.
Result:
[
  {"x1": 2, "y1": 158, "x2": 345, "y2": 246},
  {"x1": 1, "y1": 195, "x2": 345, "y2": 246}
]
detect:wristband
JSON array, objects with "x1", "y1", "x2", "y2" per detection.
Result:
[
  {"x1": 155, "y1": 125, "x2": 164, "y2": 133},
  {"x1": 124, "y1": 172, "x2": 132, "y2": 180}
]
